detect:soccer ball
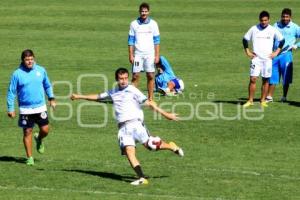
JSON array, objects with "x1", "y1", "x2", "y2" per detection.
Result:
[{"x1": 147, "y1": 136, "x2": 162, "y2": 150}]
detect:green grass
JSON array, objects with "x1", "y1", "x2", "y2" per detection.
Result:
[{"x1": 1, "y1": 0, "x2": 300, "y2": 199}]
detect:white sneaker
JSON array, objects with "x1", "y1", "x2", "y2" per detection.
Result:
[
  {"x1": 281, "y1": 96, "x2": 287, "y2": 102},
  {"x1": 265, "y1": 96, "x2": 273, "y2": 103},
  {"x1": 169, "y1": 142, "x2": 184, "y2": 157},
  {"x1": 176, "y1": 148, "x2": 184, "y2": 157},
  {"x1": 130, "y1": 178, "x2": 149, "y2": 186}
]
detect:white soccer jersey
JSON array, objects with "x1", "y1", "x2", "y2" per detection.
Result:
[
  {"x1": 99, "y1": 85, "x2": 147, "y2": 123},
  {"x1": 128, "y1": 18, "x2": 160, "y2": 55},
  {"x1": 244, "y1": 24, "x2": 284, "y2": 59}
]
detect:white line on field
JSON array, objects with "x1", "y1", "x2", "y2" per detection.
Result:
[
  {"x1": 203, "y1": 168, "x2": 300, "y2": 181},
  {"x1": 0, "y1": 185, "x2": 228, "y2": 200}
]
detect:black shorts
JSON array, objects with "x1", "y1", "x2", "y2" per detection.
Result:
[{"x1": 18, "y1": 111, "x2": 49, "y2": 129}]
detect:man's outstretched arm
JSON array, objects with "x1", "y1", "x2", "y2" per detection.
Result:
[
  {"x1": 70, "y1": 94, "x2": 99, "y2": 101},
  {"x1": 144, "y1": 100, "x2": 179, "y2": 121}
]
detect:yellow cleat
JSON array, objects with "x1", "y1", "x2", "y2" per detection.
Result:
[
  {"x1": 169, "y1": 142, "x2": 184, "y2": 157},
  {"x1": 243, "y1": 101, "x2": 254, "y2": 108},
  {"x1": 260, "y1": 101, "x2": 268, "y2": 108},
  {"x1": 130, "y1": 178, "x2": 149, "y2": 186}
]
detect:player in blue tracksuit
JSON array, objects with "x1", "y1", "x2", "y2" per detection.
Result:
[
  {"x1": 267, "y1": 8, "x2": 300, "y2": 102},
  {"x1": 155, "y1": 56, "x2": 184, "y2": 96},
  {"x1": 7, "y1": 49, "x2": 56, "y2": 165}
]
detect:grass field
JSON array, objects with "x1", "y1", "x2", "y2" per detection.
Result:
[{"x1": 1, "y1": 0, "x2": 300, "y2": 199}]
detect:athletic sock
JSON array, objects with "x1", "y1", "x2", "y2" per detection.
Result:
[{"x1": 133, "y1": 165, "x2": 145, "y2": 178}]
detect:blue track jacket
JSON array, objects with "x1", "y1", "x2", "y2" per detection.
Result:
[{"x1": 7, "y1": 63, "x2": 54, "y2": 112}]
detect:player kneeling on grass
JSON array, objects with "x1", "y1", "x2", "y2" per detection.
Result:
[
  {"x1": 71, "y1": 67, "x2": 184, "y2": 186},
  {"x1": 155, "y1": 56, "x2": 184, "y2": 96}
]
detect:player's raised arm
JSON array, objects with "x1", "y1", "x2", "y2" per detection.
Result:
[
  {"x1": 70, "y1": 94, "x2": 100, "y2": 101},
  {"x1": 144, "y1": 100, "x2": 179, "y2": 121}
]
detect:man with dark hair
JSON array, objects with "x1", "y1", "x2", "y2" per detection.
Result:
[
  {"x1": 71, "y1": 68, "x2": 184, "y2": 186},
  {"x1": 242, "y1": 11, "x2": 284, "y2": 108},
  {"x1": 128, "y1": 2, "x2": 160, "y2": 101},
  {"x1": 139, "y1": 2, "x2": 149, "y2": 11},
  {"x1": 266, "y1": 8, "x2": 300, "y2": 102},
  {"x1": 7, "y1": 49, "x2": 56, "y2": 165}
]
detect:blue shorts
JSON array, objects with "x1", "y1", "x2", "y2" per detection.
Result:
[
  {"x1": 171, "y1": 78, "x2": 181, "y2": 89},
  {"x1": 269, "y1": 51, "x2": 293, "y2": 85},
  {"x1": 170, "y1": 78, "x2": 184, "y2": 92}
]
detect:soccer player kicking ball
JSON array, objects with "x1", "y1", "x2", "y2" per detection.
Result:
[
  {"x1": 242, "y1": 11, "x2": 284, "y2": 108},
  {"x1": 71, "y1": 68, "x2": 184, "y2": 186}
]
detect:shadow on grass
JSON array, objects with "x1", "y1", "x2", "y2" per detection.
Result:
[
  {"x1": 214, "y1": 98, "x2": 300, "y2": 107},
  {"x1": 62, "y1": 169, "x2": 168, "y2": 182},
  {"x1": 287, "y1": 101, "x2": 300, "y2": 107},
  {"x1": 212, "y1": 100, "x2": 243, "y2": 105},
  {"x1": 238, "y1": 97, "x2": 261, "y2": 102},
  {"x1": 211, "y1": 97, "x2": 254, "y2": 105},
  {"x1": 0, "y1": 156, "x2": 26, "y2": 164},
  {"x1": 212, "y1": 98, "x2": 262, "y2": 105}
]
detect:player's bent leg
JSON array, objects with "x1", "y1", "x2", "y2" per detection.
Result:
[
  {"x1": 38, "y1": 124, "x2": 49, "y2": 138},
  {"x1": 124, "y1": 146, "x2": 140, "y2": 167},
  {"x1": 167, "y1": 81, "x2": 176, "y2": 91},
  {"x1": 124, "y1": 146, "x2": 148, "y2": 186},
  {"x1": 23, "y1": 128, "x2": 34, "y2": 165},
  {"x1": 146, "y1": 72, "x2": 155, "y2": 101},
  {"x1": 164, "y1": 141, "x2": 184, "y2": 157},
  {"x1": 144, "y1": 136, "x2": 162, "y2": 150},
  {"x1": 144, "y1": 136, "x2": 184, "y2": 157},
  {"x1": 131, "y1": 73, "x2": 140, "y2": 88},
  {"x1": 34, "y1": 125, "x2": 48, "y2": 154}
]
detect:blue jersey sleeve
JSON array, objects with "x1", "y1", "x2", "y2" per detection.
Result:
[
  {"x1": 296, "y1": 25, "x2": 300, "y2": 48},
  {"x1": 43, "y1": 69, "x2": 54, "y2": 99},
  {"x1": 128, "y1": 23, "x2": 135, "y2": 46},
  {"x1": 153, "y1": 35, "x2": 160, "y2": 45},
  {"x1": 155, "y1": 56, "x2": 177, "y2": 90},
  {"x1": 155, "y1": 74, "x2": 168, "y2": 90},
  {"x1": 128, "y1": 35, "x2": 135, "y2": 46},
  {"x1": 7, "y1": 73, "x2": 18, "y2": 112},
  {"x1": 160, "y1": 56, "x2": 176, "y2": 77}
]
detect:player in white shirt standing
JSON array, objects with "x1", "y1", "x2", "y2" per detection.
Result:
[
  {"x1": 242, "y1": 11, "x2": 284, "y2": 108},
  {"x1": 71, "y1": 68, "x2": 184, "y2": 186},
  {"x1": 128, "y1": 2, "x2": 160, "y2": 101}
]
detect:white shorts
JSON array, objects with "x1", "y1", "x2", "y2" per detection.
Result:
[
  {"x1": 250, "y1": 57, "x2": 272, "y2": 78},
  {"x1": 132, "y1": 54, "x2": 155, "y2": 73},
  {"x1": 178, "y1": 79, "x2": 184, "y2": 91},
  {"x1": 118, "y1": 120, "x2": 150, "y2": 152}
]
